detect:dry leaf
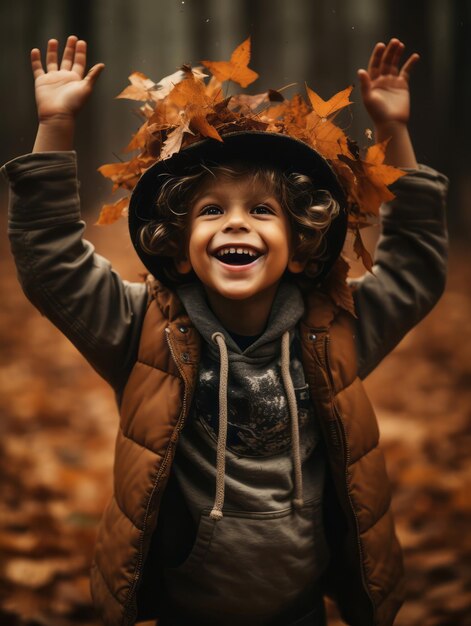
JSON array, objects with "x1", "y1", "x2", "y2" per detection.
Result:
[
  {"x1": 353, "y1": 226, "x2": 374, "y2": 272},
  {"x1": 324, "y1": 256, "x2": 357, "y2": 317},
  {"x1": 201, "y1": 37, "x2": 259, "y2": 88},
  {"x1": 95, "y1": 197, "x2": 129, "y2": 225},
  {"x1": 306, "y1": 85, "x2": 353, "y2": 119},
  {"x1": 116, "y1": 72, "x2": 156, "y2": 101}
]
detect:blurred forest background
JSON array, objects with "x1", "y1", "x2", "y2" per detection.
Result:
[{"x1": 0, "y1": 1, "x2": 470, "y2": 625}]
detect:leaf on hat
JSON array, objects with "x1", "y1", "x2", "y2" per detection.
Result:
[
  {"x1": 229, "y1": 89, "x2": 284, "y2": 112},
  {"x1": 116, "y1": 72, "x2": 157, "y2": 101},
  {"x1": 205, "y1": 75, "x2": 224, "y2": 101},
  {"x1": 123, "y1": 119, "x2": 149, "y2": 153},
  {"x1": 353, "y1": 226, "x2": 374, "y2": 273},
  {"x1": 305, "y1": 112, "x2": 352, "y2": 160},
  {"x1": 201, "y1": 37, "x2": 259, "y2": 88},
  {"x1": 95, "y1": 196, "x2": 129, "y2": 225},
  {"x1": 324, "y1": 256, "x2": 357, "y2": 318},
  {"x1": 338, "y1": 140, "x2": 407, "y2": 216},
  {"x1": 160, "y1": 116, "x2": 194, "y2": 160},
  {"x1": 306, "y1": 85, "x2": 353, "y2": 119},
  {"x1": 98, "y1": 157, "x2": 154, "y2": 192},
  {"x1": 153, "y1": 65, "x2": 208, "y2": 102},
  {"x1": 166, "y1": 71, "x2": 222, "y2": 141}
]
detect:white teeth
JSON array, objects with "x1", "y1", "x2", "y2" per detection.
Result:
[{"x1": 215, "y1": 247, "x2": 260, "y2": 258}]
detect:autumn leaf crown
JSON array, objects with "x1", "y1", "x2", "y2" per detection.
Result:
[{"x1": 97, "y1": 36, "x2": 406, "y2": 271}]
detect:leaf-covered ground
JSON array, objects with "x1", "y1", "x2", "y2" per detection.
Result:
[{"x1": 0, "y1": 212, "x2": 469, "y2": 626}]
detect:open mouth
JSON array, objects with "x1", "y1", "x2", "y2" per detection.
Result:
[{"x1": 213, "y1": 247, "x2": 263, "y2": 266}]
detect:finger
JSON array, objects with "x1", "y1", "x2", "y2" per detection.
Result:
[
  {"x1": 368, "y1": 42, "x2": 386, "y2": 80},
  {"x1": 60, "y1": 35, "x2": 78, "y2": 70},
  {"x1": 380, "y1": 38, "x2": 403, "y2": 75},
  {"x1": 46, "y1": 38, "x2": 59, "y2": 72},
  {"x1": 357, "y1": 69, "x2": 371, "y2": 98},
  {"x1": 71, "y1": 39, "x2": 87, "y2": 77},
  {"x1": 389, "y1": 41, "x2": 405, "y2": 75},
  {"x1": 400, "y1": 53, "x2": 420, "y2": 82},
  {"x1": 30, "y1": 48, "x2": 45, "y2": 79},
  {"x1": 84, "y1": 63, "x2": 105, "y2": 88}
]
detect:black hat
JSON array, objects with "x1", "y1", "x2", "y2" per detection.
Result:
[{"x1": 128, "y1": 130, "x2": 348, "y2": 286}]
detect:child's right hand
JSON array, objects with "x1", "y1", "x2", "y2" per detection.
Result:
[{"x1": 31, "y1": 35, "x2": 104, "y2": 123}]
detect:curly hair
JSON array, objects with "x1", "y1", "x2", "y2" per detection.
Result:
[{"x1": 138, "y1": 161, "x2": 340, "y2": 285}]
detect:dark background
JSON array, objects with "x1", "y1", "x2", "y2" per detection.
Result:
[{"x1": 1, "y1": 0, "x2": 470, "y2": 237}]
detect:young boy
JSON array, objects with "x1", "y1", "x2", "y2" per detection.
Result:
[{"x1": 2, "y1": 36, "x2": 448, "y2": 626}]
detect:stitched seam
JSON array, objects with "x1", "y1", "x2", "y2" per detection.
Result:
[
  {"x1": 113, "y1": 492, "x2": 141, "y2": 531},
  {"x1": 119, "y1": 427, "x2": 164, "y2": 456},
  {"x1": 133, "y1": 359, "x2": 180, "y2": 378},
  {"x1": 359, "y1": 505, "x2": 389, "y2": 535},
  {"x1": 348, "y1": 444, "x2": 378, "y2": 465}
]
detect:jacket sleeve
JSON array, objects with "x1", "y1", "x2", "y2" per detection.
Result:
[
  {"x1": 349, "y1": 164, "x2": 449, "y2": 379},
  {"x1": 2, "y1": 151, "x2": 149, "y2": 393}
]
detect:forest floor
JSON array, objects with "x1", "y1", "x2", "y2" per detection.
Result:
[{"x1": 0, "y1": 210, "x2": 470, "y2": 626}]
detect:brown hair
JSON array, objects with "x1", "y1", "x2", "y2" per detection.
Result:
[{"x1": 138, "y1": 161, "x2": 340, "y2": 285}]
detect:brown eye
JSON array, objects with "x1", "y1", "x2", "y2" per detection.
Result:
[
  {"x1": 252, "y1": 204, "x2": 274, "y2": 215},
  {"x1": 200, "y1": 205, "x2": 222, "y2": 215}
]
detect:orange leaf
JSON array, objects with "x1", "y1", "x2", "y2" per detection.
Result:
[
  {"x1": 229, "y1": 89, "x2": 284, "y2": 112},
  {"x1": 167, "y1": 74, "x2": 222, "y2": 142},
  {"x1": 95, "y1": 197, "x2": 129, "y2": 225},
  {"x1": 153, "y1": 65, "x2": 208, "y2": 102},
  {"x1": 116, "y1": 72, "x2": 156, "y2": 101},
  {"x1": 353, "y1": 227, "x2": 374, "y2": 272},
  {"x1": 160, "y1": 118, "x2": 194, "y2": 161},
  {"x1": 325, "y1": 256, "x2": 357, "y2": 318},
  {"x1": 338, "y1": 142, "x2": 407, "y2": 216},
  {"x1": 201, "y1": 37, "x2": 259, "y2": 88},
  {"x1": 305, "y1": 112, "x2": 352, "y2": 160},
  {"x1": 190, "y1": 115, "x2": 222, "y2": 141},
  {"x1": 306, "y1": 85, "x2": 353, "y2": 118},
  {"x1": 123, "y1": 119, "x2": 149, "y2": 153}
]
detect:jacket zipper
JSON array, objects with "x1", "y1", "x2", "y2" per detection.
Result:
[
  {"x1": 323, "y1": 334, "x2": 376, "y2": 622},
  {"x1": 123, "y1": 327, "x2": 190, "y2": 624}
]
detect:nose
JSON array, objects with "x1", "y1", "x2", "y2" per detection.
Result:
[{"x1": 222, "y1": 208, "x2": 250, "y2": 232}]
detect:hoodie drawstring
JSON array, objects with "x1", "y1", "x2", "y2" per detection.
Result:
[
  {"x1": 280, "y1": 331, "x2": 304, "y2": 511},
  {"x1": 210, "y1": 332, "x2": 229, "y2": 521},
  {"x1": 209, "y1": 330, "x2": 304, "y2": 521}
]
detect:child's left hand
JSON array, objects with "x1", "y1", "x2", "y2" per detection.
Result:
[{"x1": 358, "y1": 38, "x2": 419, "y2": 127}]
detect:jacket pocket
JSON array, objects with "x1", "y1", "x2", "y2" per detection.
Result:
[{"x1": 162, "y1": 499, "x2": 329, "y2": 626}]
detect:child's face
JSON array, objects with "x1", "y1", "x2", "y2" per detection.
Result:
[{"x1": 177, "y1": 173, "x2": 304, "y2": 308}]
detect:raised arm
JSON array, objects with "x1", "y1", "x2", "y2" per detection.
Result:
[
  {"x1": 352, "y1": 39, "x2": 448, "y2": 378},
  {"x1": 3, "y1": 37, "x2": 147, "y2": 395}
]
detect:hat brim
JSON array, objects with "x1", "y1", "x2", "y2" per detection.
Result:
[{"x1": 128, "y1": 131, "x2": 348, "y2": 286}]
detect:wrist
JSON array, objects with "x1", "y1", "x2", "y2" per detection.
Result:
[
  {"x1": 373, "y1": 120, "x2": 409, "y2": 142},
  {"x1": 33, "y1": 118, "x2": 76, "y2": 152},
  {"x1": 37, "y1": 113, "x2": 76, "y2": 128}
]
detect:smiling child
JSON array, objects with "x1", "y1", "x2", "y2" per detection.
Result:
[{"x1": 2, "y1": 36, "x2": 448, "y2": 626}]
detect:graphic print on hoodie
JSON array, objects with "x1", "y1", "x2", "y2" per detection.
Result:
[{"x1": 159, "y1": 281, "x2": 330, "y2": 626}]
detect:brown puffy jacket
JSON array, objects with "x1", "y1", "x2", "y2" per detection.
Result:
[{"x1": 90, "y1": 277, "x2": 404, "y2": 626}]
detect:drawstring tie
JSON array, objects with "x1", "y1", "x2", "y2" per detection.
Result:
[
  {"x1": 209, "y1": 330, "x2": 304, "y2": 521},
  {"x1": 210, "y1": 333, "x2": 229, "y2": 521},
  {"x1": 280, "y1": 331, "x2": 304, "y2": 511}
]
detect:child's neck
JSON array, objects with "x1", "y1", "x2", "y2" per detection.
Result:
[{"x1": 204, "y1": 285, "x2": 279, "y2": 336}]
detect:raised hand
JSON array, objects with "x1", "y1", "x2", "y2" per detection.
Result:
[
  {"x1": 357, "y1": 38, "x2": 419, "y2": 127},
  {"x1": 31, "y1": 35, "x2": 104, "y2": 123}
]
